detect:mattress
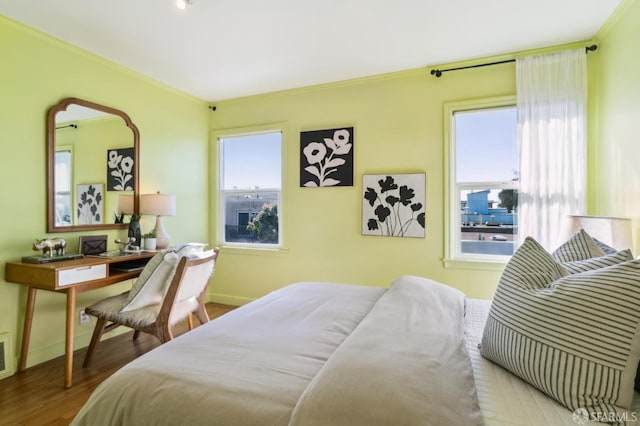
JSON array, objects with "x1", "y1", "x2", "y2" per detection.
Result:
[{"x1": 465, "y1": 298, "x2": 640, "y2": 425}]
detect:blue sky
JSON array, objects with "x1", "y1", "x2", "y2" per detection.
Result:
[
  {"x1": 220, "y1": 108, "x2": 515, "y2": 192},
  {"x1": 455, "y1": 106, "x2": 517, "y2": 183},
  {"x1": 221, "y1": 132, "x2": 282, "y2": 190}
]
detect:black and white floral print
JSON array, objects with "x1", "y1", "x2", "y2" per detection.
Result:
[
  {"x1": 77, "y1": 183, "x2": 104, "y2": 225},
  {"x1": 107, "y1": 148, "x2": 134, "y2": 191},
  {"x1": 362, "y1": 174, "x2": 426, "y2": 237},
  {"x1": 300, "y1": 127, "x2": 354, "y2": 187}
]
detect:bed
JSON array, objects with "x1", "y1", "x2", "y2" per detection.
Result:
[{"x1": 72, "y1": 273, "x2": 640, "y2": 425}]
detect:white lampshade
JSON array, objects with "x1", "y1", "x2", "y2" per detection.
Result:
[
  {"x1": 140, "y1": 193, "x2": 176, "y2": 216},
  {"x1": 140, "y1": 192, "x2": 176, "y2": 249},
  {"x1": 117, "y1": 194, "x2": 134, "y2": 215},
  {"x1": 567, "y1": 215, "x2": 632, "y2": 252}
]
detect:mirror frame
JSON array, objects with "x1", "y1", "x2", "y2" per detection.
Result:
[{"x1": 47, "y1": 97, "x2": 140, "y2": 233}]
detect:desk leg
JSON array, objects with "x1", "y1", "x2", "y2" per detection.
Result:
[
  {"x1": 18, "y1": 287, "x2": 37, "y2": 372},
  {"x1": 64, "y1": 287, "x2": 76, "y2": 389}
]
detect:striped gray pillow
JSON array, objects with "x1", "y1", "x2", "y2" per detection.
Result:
[
  {"x1": 562, "y1": 249, "x2": 633, "y2": 274},
  {"x1": 593, "y1": 237, "x2": 620, "y2": 255},
  {"x1": 552, "y1": 229, "x2": 605, "y2": 262},
  {"x1": 481, "y1": 236, "x2": 640, "y2": 418}
]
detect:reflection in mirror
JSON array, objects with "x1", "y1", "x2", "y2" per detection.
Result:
[
  {"x1": 47, "y1": 98, "x2": 139, "y2": 233},
  {"x1": 54, "y1": 145, "x2": 73, "y2": 225}
]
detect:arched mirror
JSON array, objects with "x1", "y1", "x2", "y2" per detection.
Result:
[{"x1": 47, "y1": 97, "x2": 139, "y2": 232}]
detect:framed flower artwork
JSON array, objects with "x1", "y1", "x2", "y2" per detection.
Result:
[
  {"x1": 76, "y1": 183, "x2": 104, "y2": 225},
  {"x1": 362, "y1": 173, "x2": 426, "y2": 238},
  {"x1": 107, "y1": 147, "x2": 135, "y2": 191},
  {"x1": 300, "y1": 127, "x2": 354, "y2": 187}
]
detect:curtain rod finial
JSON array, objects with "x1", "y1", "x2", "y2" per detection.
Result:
[{"x1": 430, "y1": 69, "x2": 442, "y2": 78}]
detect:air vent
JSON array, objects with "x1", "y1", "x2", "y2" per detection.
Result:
[
  {"x1": 0, "y1": 333, "x2": 13, "y2": 380},
  {"x1": 0, "y1": 340, "x2": 5, "y2": 371}
]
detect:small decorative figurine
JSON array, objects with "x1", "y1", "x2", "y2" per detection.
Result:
[{"x1": 33, "y1": 238, "x2": 67, "y2": 257}]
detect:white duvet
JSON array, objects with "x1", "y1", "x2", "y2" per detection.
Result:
[{"x1": 72, "y1": 277, "x2": 483, "y2": 426}]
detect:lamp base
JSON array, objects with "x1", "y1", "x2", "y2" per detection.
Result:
[{"x1": 154, "y1": 216, "x2": 171, "y2": 249}]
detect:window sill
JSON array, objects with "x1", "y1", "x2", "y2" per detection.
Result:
[
  {"x1": 219, "y1": 244, "x2": 289, "y2": 257},
  {"x1": 442, "y1": 258, "x2": 508, "y2": 271}
]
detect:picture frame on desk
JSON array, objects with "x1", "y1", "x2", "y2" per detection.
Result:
[{"x1": 79, "y1": 235, "x2": 108, "y2": 255}]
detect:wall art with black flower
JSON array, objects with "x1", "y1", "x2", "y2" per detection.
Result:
[
  {"x1": 362, "y1": 173, "x2": 426, "y2": 238},
  {"x1": 107, "y1": 147, "x2": 135, "y2": 191},
  {"x1": 300, "y1": 127, "x2": 354, "y2": 187},
  {"x1": 77, "y1": 183, "x2": 104, "y2": 225}
]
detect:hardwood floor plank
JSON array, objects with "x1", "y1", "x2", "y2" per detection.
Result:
[{"x1": 0, "y1": 303, "x2": 236, "y2": 426}]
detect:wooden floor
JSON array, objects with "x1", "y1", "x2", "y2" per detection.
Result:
[{"x1": 0, "y1": 303, "x2": 236, "y2": 426}]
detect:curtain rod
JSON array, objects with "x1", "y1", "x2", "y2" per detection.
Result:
[
  {"x1": 55, "y1": 124, "x2": 78, "y2": 130},
  {"x1": 430, "y1": 44, "x2": 598, "y2": 78}
]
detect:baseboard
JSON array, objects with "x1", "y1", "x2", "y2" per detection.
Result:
[
  {"x1": 208, "y1": 292, "x2": 255, "y2": 306},
  {"x1": 21, "y1": 326, "x2": 130, "y2": 369}
]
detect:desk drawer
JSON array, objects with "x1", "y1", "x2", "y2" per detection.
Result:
[{"x1": 58, "y1": 264, "x2": 107, "y2": 286}]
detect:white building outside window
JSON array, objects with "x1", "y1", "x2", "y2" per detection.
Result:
[
  {"x1": 445, "y1": 97, "x2": 518, "y2": 266},
  {"x1": 218, "y1": 130, "x2": 282, "y2": 248}
]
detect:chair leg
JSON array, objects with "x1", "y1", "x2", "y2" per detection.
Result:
[
  {"x1": 83, "y1": 317, "x2": 108, "y2": 368},
  {"x1": 157, "y1": 324, "x2": 174, "y2": 343},
  {"x1": 188, "y1": 313, "x2": 194, "y2": 331},
  {"x1": 194, "y1": 304, "x2": 210, "y2": 325}
]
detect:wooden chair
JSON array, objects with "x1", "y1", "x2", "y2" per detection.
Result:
[{"x1": 82, "y1": 248, "x2": 219, "y2": 368}]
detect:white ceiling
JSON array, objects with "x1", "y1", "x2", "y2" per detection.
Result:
[{"x1": 1, "y1": 0, "x2": 623, "y2": 101}]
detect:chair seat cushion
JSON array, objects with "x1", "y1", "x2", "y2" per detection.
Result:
[
  {"x1": 86, "y1": 292, "x2": 160, "y2": 328},
  {"x1": 86, "y1": 292, "x2": 201, "y2": 329}
]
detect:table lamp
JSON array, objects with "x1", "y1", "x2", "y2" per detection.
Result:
[
  {"x1": 116, "y1": 194, "x2": 134, "y2": 216},
  {"x1": 567, "y1": 215, "x2": 633, "y2": 252},
  {"x1": 140, "y1": 192, "x2": 176, "y2": 249}
]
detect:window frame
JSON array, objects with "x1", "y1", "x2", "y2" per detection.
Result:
[
  {"x1": 54, "y1": 145, "x2": 74, "y2": 226},
  {"x1": 214, "y1": 125, "x2": 285, "y2": 250},
  {"x1": 444, "y1": 96, "x2": 517, "y2": 269}
]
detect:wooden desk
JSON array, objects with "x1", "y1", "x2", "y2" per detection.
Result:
[{"x1": 5, "y1": 252, "x2": 155, "y2": 388}]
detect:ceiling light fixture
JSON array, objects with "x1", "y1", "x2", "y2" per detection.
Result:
[{"x1": 176, "y1": 0, "x2": 193, "y2": 10}]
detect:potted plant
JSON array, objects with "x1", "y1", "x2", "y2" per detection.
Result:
[{"x1": 142, "y1": 229, "x2": 157, "y2": 250}]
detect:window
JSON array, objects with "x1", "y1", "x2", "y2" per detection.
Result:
[
  {"x1": 445, "y1": 97, "x2": 518, "y2": 264},
  {"x1": 218, "y1": 131, "x2": 282, "y2": 247},
  {"x1": 54, "y1": 146, "x2": 73, "y2": 225}
]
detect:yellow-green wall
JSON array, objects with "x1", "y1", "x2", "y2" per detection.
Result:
[
  {"x1": 0, "y1": 16, "x2": 209, "y2": 369},
  {"x1": 208, "y1": 64, "x2": 516, "y2": 305},
  {"x1": 590, "y1": 0, "x2": 640, "y2": 246}
]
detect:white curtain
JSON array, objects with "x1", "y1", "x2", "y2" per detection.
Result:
[{"x1": 517, "y1": 48, "x2": 587, "y2": 251}]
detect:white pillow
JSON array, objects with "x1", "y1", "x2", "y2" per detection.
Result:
[
  {"x1": 174, "y1": 243, "x2": 207, "y2": 256},
  {"x1": 120, "y1": 245, "x2": 214, "y2": 313},
  {"x1": 120, "y1": 250, "x2": 180, "y2": 312}
]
